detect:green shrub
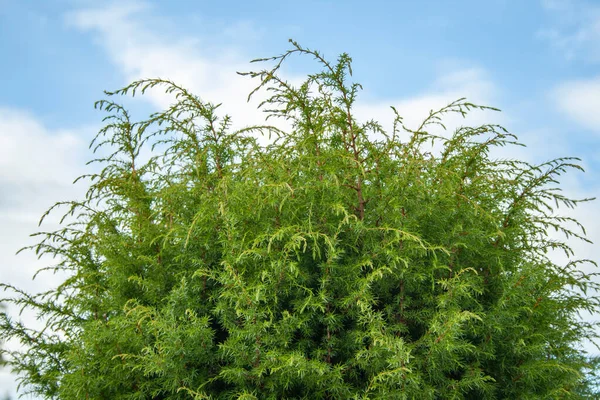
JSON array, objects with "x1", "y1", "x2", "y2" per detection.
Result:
[{"x1": 2, "y1": 40, "x2": 598, "y2": 399}]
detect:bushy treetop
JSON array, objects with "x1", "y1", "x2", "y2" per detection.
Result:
[{"x1": 1, "y1": 40, "x2": 598, "y2": 399}]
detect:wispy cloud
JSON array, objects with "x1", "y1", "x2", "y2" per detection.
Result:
[
  {"x1": 538, "y1": 0, "x2": 600, "y2": 63},
  {"x1": 64, "y1": 1, "x2": 282, "y2": 133}
]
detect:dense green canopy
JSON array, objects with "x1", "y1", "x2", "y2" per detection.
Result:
[{"x1": 1, "y1": 41, "x2": 599, "y2": 399}]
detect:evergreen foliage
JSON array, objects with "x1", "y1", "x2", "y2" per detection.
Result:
[{"x1": 1, "y1": 40, "x2": 599, "y2": 399}]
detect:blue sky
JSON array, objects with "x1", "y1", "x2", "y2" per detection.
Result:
[{"x1": 1, "y1": 0, "x2": 599, "y2": 397}]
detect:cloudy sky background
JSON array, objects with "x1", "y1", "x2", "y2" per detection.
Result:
[{"x1": 1, "y1": 0, "x2": 599, "y2": 397}]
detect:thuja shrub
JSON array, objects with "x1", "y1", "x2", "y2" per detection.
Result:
[{"x1": 1, "y1": 40, "x2": 599, "y2": 399}]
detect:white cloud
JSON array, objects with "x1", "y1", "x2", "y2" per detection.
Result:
[
  {"x1": 0, "y1": 107, "x2": 90, "y2": 227},
  {"x1": 64, "y1": 2, "x2": 288, "y2": 135},
  {"x1": 0, "y1": 108, "x2": 90, "y2": 399},
  {"x1": 553, "y1": 76, "x2": 600, "y2": 132},
  {"x1": 354, "y1": 64, "x2": 506, "y2": 155},
  {"x1": 0, "y1": 109, "x2": 85, "y2": 186}
]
